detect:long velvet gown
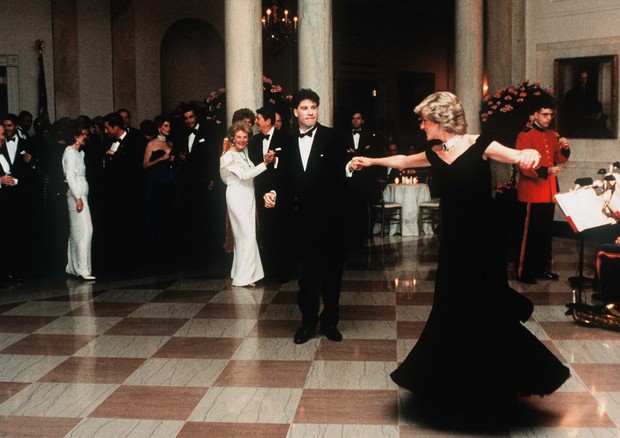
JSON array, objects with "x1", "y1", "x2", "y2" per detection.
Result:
[
  {"x1": 390, "y1": 136, "x2": 570, "y2": 403},
  {"x1": 220, "y1": 149, "x2": 267, "y2": 286}
]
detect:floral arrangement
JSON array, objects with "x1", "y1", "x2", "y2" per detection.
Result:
[
  {"x1": 190, "y1": 76, "x2": 292, "y2": 126},
  {"x1": 480, "y1": 80, "x2": 554, "y2": 192},
  {"x1": 480, "y1": 80, "x2": 554, "y2": 148}
]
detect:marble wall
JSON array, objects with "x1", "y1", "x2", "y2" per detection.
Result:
[{"x1": 525, "y1": 0, "x2": 620, "y2": 217}]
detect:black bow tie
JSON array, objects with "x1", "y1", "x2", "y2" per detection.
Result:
[
  {"x1": 6, "y1": 137, "x2": 16, "y2": 143},
  {"x1": 299, "y1": 127, "x2": 316, "y2": 138},
  {"x1": 352, "y1": 130, "x2": 361, "y2": 135},
  {"x1": 263, "y1": 134, "x2": 270, "y2": 140},
  {"x1": 190, "y1": 128, "x2": 199, "y2": 135}
]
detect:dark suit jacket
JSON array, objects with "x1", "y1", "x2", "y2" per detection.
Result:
[
  {"x1": 103, "y1": 129, "x2": 144, "y2": 184},
  {"x1": 177, "y1": 123, "x2": 216, "y2": 192},
  {"x1": 0, "y1": 137, "x2": 33, "y2": 180},
  {"x1": 248, "y1": 128, "x2": 286, "y2": 203},
  {"x1": 341, "y1": 129, "x2": 382, "y2": 201},
  {"x1": 275, "y1": 124, "x2": 349, "y2": 250}
]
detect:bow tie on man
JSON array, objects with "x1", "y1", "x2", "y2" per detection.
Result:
[
  {"x1": 6, "y1": 137, "x2": 16, "y2": 143},
  {"x1": 352, "y1": 129, "x2": 361, "y2": 135},
  {"x1": 299, "y1": 127, "x2": 316, "y2": 138},
  {"x1": 263, "y1": 133, "x2": 270, "y2": 141},
  {"x1": 189, "y1": 128, "x2": 199, "y2": 136}
]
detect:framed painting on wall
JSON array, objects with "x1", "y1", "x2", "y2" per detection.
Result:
[{"x1": 554, "y1": 55, "x2": 618, "y2": 139}]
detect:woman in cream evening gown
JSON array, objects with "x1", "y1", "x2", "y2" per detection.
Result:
[
  {"x1": 220, "y1": 121, "x2": 275, "y2": 287},
  {"x1": 354, "y1": 92, "x2": 569, "y2": 411},
  {"x1": 62, "y1": 120, "x2": 95, "y2": 280}
]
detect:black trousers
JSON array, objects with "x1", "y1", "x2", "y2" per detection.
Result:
[
  {"x1": 517, "y1": 201, "x2": 555, "y2": 279},
  {"x1": 298, "y1": 246, "x2": 345, "y2": 328}
]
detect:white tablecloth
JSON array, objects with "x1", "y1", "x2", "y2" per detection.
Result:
[{"x1": 383, "y1": 183, "x2": 432, "y2": 236}]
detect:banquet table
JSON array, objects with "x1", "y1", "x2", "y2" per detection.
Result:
[{"x1": 383, "y1": 183, "x2": 433, "y2": 236}]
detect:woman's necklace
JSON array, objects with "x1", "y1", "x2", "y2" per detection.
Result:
[
  {"x1": 238, "y1": 149, "x2": 251, "y2": 165},
  {"x1": 157, "y1": 135, "x2": 166, "y2": 142}
]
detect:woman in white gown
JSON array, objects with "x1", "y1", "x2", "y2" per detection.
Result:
[
  {"x1": 220, "y1": 121, "x2": 275, "y2": 287},
  {"x1": 62, "y1": 120, "x2": 95, "y2": 280}
]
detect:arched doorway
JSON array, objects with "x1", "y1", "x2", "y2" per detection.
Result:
[{"x1": 160, "y1": 18, "x2": 224, "y2": 113}]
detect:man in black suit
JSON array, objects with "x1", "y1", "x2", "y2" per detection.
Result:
[
  {"x1": 248, "y1": 106, "x2": 288, "y2": 282},
  {"x1": 0, "y1": 117, "x2": 36, "y2": 283},
  {"x1": 102, "y1": 112, "x2": 146, "y2": 270},
  {"x1": 264, "y1": 89, "x2": 357, "y2": 344},
  {"x1": 176, "y1": 105, "x2": 216, "y2": 265},
  {"x1": 342, "y1": 110, "x2": 381, "y2": 246}
]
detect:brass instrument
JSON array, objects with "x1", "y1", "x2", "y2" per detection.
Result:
[{"x1": 568, "y1": 299, "x2": 620, "y2": 332}]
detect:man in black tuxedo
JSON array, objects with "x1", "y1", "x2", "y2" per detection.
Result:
[
  {"x1": 102, "y1": 112, "x2": 146, "y2": 270},
  {"x1": 0, "y1": 117, "x2": 36, "y2": 283},
  {"x1": 176, "y1": 105, "x2": 216, "y2": 265},
  {"x1": 342, "y1": 111, "x2": 381, "y2": 247},
  {"x1": 248, "y1": 106, "x2": 289, "y2": 282},
  {"x1": 264, "y1": 89, "x2": 357, "y2": 344}
]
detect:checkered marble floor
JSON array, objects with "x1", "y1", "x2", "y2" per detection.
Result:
[{"x1": 1, "y1": 235, "x2": 619, "y2": 437}]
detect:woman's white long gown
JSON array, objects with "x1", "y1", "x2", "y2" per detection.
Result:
[
  {"x1": 220, "y1": 149, "x2": 267, "y2": 286},
  {"x1": 62, "y1": 146, "x2": 93, "y2": 278}
]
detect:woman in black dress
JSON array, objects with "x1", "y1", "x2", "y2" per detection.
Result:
[{"x1": 354, "y1": 92, "x2": 570, "y2": 407}]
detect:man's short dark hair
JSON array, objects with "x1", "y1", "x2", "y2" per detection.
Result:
[
  {"x1": 256, "y1": 106, "x2": 275, "y2": 125},
  {"x1": 180, "y1": 103, "x2": 195, "y2": 115},
  {"x1": 232, "y1": 108, "x2": 255, "y2": 124},
  {"x1": 103, "y1": 112, "x2": 124, "y2": 128},
  {"x1": 18, "y1": 111, "x2": 33, "y2": 121},
  {"x1": 291, "y1": 89, "x2": 320, "y2": 109},
  {"x1": 3, "y1": 113, "x2": 18, "y2": 124},
  {"x1": 530, "y1": 94, "x2": 555, "y2": 115},
  {"x1": 116, "y1": 108, "x2": 131, "y2": 117}
]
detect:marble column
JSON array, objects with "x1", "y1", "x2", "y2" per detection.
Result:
[
  {"x1": 486, "y1": 0, "x2": 526, "y2": 93},
  {"x1": 224, "y1": 0, "x2": 263, "y2": 124},
  {"x1": 298, "y1": 0, "x2": 333, "y2": 126},
  {"x1": 110, "y1": 0, "x2": 137, "y2": 116},
  {"x1": 52, "y1": 0, "x2": 80, "y2": 118},
  {"x1": 487, "y1": 0, "x2": 526, "y2": 188},
  {"x1": 455, "y1": 0, "x2": 484, "y2": 134}
]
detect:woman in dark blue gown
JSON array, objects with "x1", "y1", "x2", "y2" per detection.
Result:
[{"x1": 354, "y1": 92, "x2": 570, "y2": 406}]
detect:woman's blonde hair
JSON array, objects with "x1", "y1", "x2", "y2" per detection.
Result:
[
  {"x1": 227, "y1": 120, "x2": 253, "y2": 142},
  {"x1": 414, "y1": 91, "x2": 468, "y2": 135}
]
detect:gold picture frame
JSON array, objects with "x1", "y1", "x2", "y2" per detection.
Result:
[{"x1": 554, "y1": 55, "x2": 618, "y2": 139}]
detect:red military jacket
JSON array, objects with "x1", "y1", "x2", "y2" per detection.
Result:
[{"x1": 516, "y1": 123, "x2": 570, "y2": 203}]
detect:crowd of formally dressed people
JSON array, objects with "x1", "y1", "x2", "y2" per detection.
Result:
[
  {"x1": 2, "y1": 88, "x2": 581, "y2": 417},
  {"x1": 0, "y1": 106, "x2": 229, "y2": 285},
  {"x1": 0, "y1": 101, "x2": 416, "y2": 287}
]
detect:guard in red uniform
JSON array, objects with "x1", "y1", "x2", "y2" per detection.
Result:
[{"x1": 516, "y1": 103, "x2": 571, "y2": 284}]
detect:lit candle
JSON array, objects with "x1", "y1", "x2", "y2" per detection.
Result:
[
  {"x1": 284, "y1": 9, "x2": 289, "y2": 21},
  {"x1": 394, "y1": 177, "x2": 399, "y2": 185},
  {"x1": 293, "y1": 16, "x2": 298, "y2": 29},
  {"x1": 266, "y1": 8, "x2": 271, "y2": 23},
  {"x1": 262, "y1": 17, "x2": 266, "y2": 28}
]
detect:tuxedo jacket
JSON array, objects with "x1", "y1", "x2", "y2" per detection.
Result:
[
  {"x1": 275, "y1": 124, "x2": 349, "y2": 247},
  {"x1": 103, "y1": 129, "x2": 144, "y2": 182},
  {"x1": 0, "y1": 137, "x2": 35, "y2": 214},
  {"x1": 248, "y1": 128, "x2": 286, "y2": 202},
  {"x1": 0, "y1": 136, "x2": 33, "y2": 180},
  {"x1": 341, "y1": 128, "x2": 382, "y2": 197},
  {"x1": 177, "y1": 123, "x2": 217, "y2": 190}
]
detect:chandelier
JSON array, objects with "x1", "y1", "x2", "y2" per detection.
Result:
[{"x1": 262, "y1": 1, "x2": 297, "y2": 57}]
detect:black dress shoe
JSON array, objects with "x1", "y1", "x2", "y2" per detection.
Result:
[
  {"x1": 320, "y1": 325, "x2": 343, "y2": 342},
  {"x1": 517, "y1": 276, "x2": 537, "y2": 285},
  {"x1": 294, "y1": 325, "x2": 315, "y2": 344},
  {"x1": 536, "y1": 271, "x2": 560, "y2": 281}
]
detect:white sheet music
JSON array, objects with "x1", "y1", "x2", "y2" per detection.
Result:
[{"x1": 555, "y1": 188, "x2": 617, "y2": 232}]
